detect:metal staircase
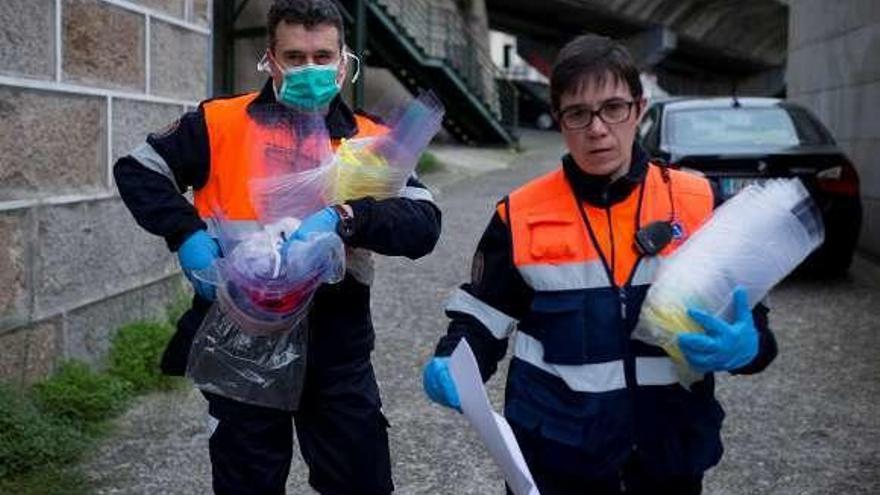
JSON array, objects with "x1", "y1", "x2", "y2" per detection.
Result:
[{"x1": 336, "y1": 0, "x2": 518, "y2": 145}]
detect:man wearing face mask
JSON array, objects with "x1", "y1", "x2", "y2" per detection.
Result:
[
  {"x1": 422, "y1": 34, "x2": 777, "y2": 494},
  {"x1": 113, "y1": 1, "x2": 440, "y2": 494}
]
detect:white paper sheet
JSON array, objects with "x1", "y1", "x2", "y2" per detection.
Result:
[{"x1": 449, "y1": 340, "x2": 539, "y2": 495}]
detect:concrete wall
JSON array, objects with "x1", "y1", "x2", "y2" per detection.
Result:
[
  {"x1": 786, "y1": 0, "x2": 880, "y2": 259},
  {"x1": 0, "y1": 0, "x2": 212, "y2": 384}
]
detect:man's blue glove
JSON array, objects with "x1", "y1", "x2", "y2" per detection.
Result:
[
  {"x1": 422, "y1": 357, "x2": 461, "y2": 411},
  {"x1": 177, "y1": 230, "x2": 220, "y2": 301},
  {"x1": 678, "y1": 286, "x2": 759, "y2": 373},
  {"x1": 292, "y1": 207, "x2": 339, "y2": 241}
]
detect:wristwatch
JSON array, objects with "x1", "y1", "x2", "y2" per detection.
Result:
[{"x1": 331, "y1": 204, "x2": 355, "y2": 240}]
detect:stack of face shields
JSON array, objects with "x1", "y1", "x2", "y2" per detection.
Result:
[
  {"x1": 632, "y1": 178, "x2": 824, "y2": 386},
  {"x1": 249, "y1": 91, "x2": 445, "y2": 222}
]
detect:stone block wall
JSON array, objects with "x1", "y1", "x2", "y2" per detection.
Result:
[
  {"x1": 0, "y1": 0, "x2": 212, "y2": 384},
  {"x1": 787, "y1": 0, "x2": 880, "y2": 259}
]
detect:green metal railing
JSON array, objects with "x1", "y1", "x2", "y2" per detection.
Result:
[{"x1": 373, "y1": 0, "x2": 518, "y2": 136}]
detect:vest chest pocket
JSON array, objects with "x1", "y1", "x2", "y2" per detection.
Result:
[
  {"x1": 527, "y1": 216, "x2": 578, "y2": 261},
  {"x1": 529, "y1": 292, "x2": 588, "y2": 365}
]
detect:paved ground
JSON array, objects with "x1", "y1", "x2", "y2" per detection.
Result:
[{"x1": 84, "y1": 130, "x2": 880, "y2": 494}]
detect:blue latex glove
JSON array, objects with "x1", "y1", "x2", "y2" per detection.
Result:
[
  {"x1": 422, "y1": 357, "x2": 461, "y2": 411},
  {"x1": 177, "y1": 230, "x2": 220, "y2": 301},
  {"x1": 292, "y1": 207, "x2": 339, "y2": 241},
  {"x1": 678, "y1": 286, "x2": 759, "y2": 373}
]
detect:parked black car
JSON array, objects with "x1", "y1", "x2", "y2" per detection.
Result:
[{"x1": 637, "y1": 97, "x2": 862, "y2": 276}]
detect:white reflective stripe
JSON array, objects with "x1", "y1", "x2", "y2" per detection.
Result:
[
  {"x1": 130, "y1": 142, "x2": 181, "y2": 192},
  {"x1": 635, "y1": 356, "x2": 679, "y2": 386},
  {"x1": 445, "y1": 288, "x2": 516, "y2": 339},
  {"x1": 631, "y1": 256, "x2": 664, "y2": 286},
  {"x1": 517, "y1": 260, "x2": 610, "y2": 291},
  {"x1": 514, "y1": 332, "x2": 626, "y2": 393},
  {"x1": 204, "y1": 218, "x2": 262, "y2": 240},
  {"x1": 398, "y1": 185, "x2": 435, "y2": 203},
  {"x1": 346, "y1": 247, "x2": 375, "y2": 286},
  {"x1": 207, "y1": 414, "x2": 219, "y2": 436}
]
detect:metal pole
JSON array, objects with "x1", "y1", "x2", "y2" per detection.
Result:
[{"x1": 353, "y1": 0, "x2": 367, "y2": 108}]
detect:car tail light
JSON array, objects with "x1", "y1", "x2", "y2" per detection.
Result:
[{"x1": 816, "y1": 163, "x2": 860, "y2": 196}]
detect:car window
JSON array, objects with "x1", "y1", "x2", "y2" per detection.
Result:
[
  {"x1": 638, "y1": 109, "x2": 656, "y2": 141},
  {"x1": 666, "y1": 107, "x2": 809, "y2": 147},
  {"x1": 638, "y1": 106, "x2": 661, "y2": 151},
  {"x1": 785, "y1": 107, "x2": 834, "y2": 145}
]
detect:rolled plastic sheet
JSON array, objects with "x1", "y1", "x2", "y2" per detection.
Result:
[
  {"x1": 248, "y1": 91, "x2": 445, "y2": 224},
  {"x1": 632, "y1": 178, "x2": 825, "y2": 386}
]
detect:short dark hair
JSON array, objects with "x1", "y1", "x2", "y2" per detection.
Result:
[
  {"x1": 267, "y1": 0, "x2": 345, "y2": 50},
  {"x1": 550, "y1": 34, "x2": 643, "y2": 112}
]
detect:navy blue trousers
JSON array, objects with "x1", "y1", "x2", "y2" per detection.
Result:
[
  {"x1": 506, "y1": 423, "x2": 703, "y2": 495},
  {"x1": 204, "y1": 358, "x2": 393, "y2": 495}
]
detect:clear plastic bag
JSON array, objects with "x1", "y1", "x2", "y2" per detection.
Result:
[
  {"x1": 248, "y1": 91, "x2": 445, "y2": 224},
  {"x1": 246, "y1": 109, "x2": 334, "y2": 224},
  {"x1": 186, "y1": 220, "x2": 344, "y2": 409},
  {"x1": 186, "y1": 300, "x2": 309, "y2": 411},
  {"x1": 633, "y1": 178, "x2": 825, "y2": 386},
  {"x1": 195, "y1": 220, "x2": 345, "y2": 334}
]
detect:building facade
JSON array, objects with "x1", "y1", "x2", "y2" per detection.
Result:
[{"x1": 0, "y1": 0, "x2": 211, "y2": 384}]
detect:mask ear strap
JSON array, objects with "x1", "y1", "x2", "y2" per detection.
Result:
[
  {"x1": 257, "y1": 52, "x2": 271, "y2": 73},
  {"x1": 344, "y1": 48, "x2": 361, "y2": 83}
]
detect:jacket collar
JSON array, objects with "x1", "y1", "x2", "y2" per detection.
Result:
[
  {"x1": 562, "y1": 143, "x2": 649, "y2": 207},
  {"x1": 247, "y1": 78, "x2": 359, "y2": 139}
]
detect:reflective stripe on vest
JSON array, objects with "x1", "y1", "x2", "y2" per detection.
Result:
[
  {"x1": 196, "y1": 93, "x2": 388, "y2": 221},
  {"x1": 513, "y1": 334, "x2": 682, "y2": 390},
  {"x1": 445, "y1": 288, "x2": 517, "y2": 340}
]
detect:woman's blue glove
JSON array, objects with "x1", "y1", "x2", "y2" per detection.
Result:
[
  {"x1": 293, "y1": 207, "x2": 339, "y2": 241},
  {"x1": 422, "y1": 357, "x2": 461, "y2": 411},
  {"x1": 177, "y1": 230, "x2": 220, "y2": 301},
  {"x1": 678, "y1": 286, "x2": 759, "y2": 373}
]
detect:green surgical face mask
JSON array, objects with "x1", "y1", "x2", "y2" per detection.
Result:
[{"x1": 276, "y1": 63, "x2": 340, "y2": 111}]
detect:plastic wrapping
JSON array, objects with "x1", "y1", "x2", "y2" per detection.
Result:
[
  {"x1": 247, "y1": 109, "x2": 334, "y2": 223},
  {"x1": 248, "y1": 91, "x2": 445, "y2": 224},
  {"x1": 186, "y1": 301, "x2": 309, "y2": 411},
  {"x1": 186, "y1": 219, "x2": 344, "y2": 410},
  {"x1": 195, "y1": 219, "x2": 345, "y2": 334},
  {"x1": 632, "y1": 178, "x2": 824, "y2": 386}
]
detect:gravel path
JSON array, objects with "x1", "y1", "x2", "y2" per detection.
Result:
[{"x1": 84, "y1": 131, "x2": 880, "y2": 494}]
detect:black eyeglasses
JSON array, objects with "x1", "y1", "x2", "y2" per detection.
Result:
[{"x1": 557, "y1": 100, "x2": 637, "y2": 130}]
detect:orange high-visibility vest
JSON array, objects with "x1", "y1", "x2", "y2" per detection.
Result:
[
  {"x1": 502, "y1": 164, "x2": 713, "y2": 288},
  {"x1": 195, "y1": 93, "x2": 387, "y2": 220}
]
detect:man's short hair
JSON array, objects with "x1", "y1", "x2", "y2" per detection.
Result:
[
  {"x1": 550, "y1": 34, "x2": 643, "y2": 112},
  {"x1": 267, "y1": 0, "x2": 345, "y2": 50}
]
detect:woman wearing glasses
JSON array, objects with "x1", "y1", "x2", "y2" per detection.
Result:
[{"x1": 422, "y1": 34, "x2": 777, "y2": 494}]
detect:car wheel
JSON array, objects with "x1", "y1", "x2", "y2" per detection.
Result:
[{"x1": 535, "y1": 113, "x2": 554, "y2": 130}]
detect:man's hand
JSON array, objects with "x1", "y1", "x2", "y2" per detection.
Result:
[
  {"x1": 678, "y1": 286, "x2": 759, "y2": 373},
  {"x1": 422, "y1": 357, "x2": 461, "y2": 411},
  {"x1": 177, "y1": 230, "x2": 220, "y2": 301}
]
